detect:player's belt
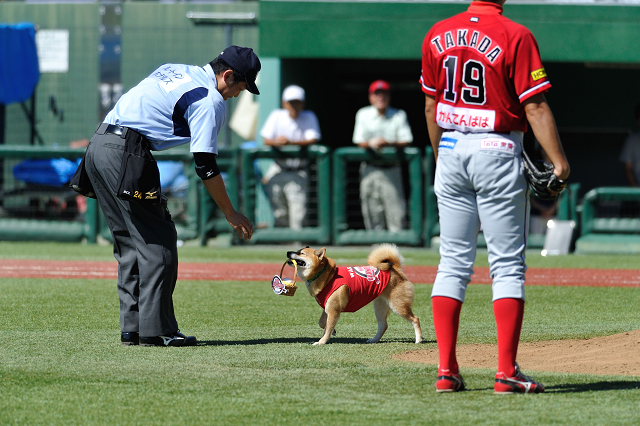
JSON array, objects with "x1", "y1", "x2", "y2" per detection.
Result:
[
  {"x1": 96, "y1": 123, "x2": 126, "y2": 136},
  {"x1": 104, "y1": 124, "x2": 125, "y2": 136},
  {"x1": 96, "y1": 123, "x2": 142, "y2": 140}
]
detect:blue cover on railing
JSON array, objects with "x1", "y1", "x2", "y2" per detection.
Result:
[
  {"x1": 0, "y1": 22, "x2": 40, "y2": 105},
  {"x1": 13, "y1": 158, "x2": 81, "y2": 187},
  {"x1": 157, "y1": 161, "x2": 188, "y2": 198}
]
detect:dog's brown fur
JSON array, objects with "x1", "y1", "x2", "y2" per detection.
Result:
[{"x1": 286, "y1": 244, "x2": 422, "y2": 345}]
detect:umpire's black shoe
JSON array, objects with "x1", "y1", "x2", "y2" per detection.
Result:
[
  {"x1": 121, "y1": 332, "x2": 139, "y2": 346},
  {"x1": 139, "y1": 331, "x2": 197, "y2": 347}
]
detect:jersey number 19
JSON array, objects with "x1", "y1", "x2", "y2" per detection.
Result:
[{"x1": 443, "y1": 56, "x2": 486, "y2": 106}]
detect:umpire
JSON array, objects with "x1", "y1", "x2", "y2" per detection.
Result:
[{"x1": 80, "y1": 46, "x2": 258, "y2": 347}]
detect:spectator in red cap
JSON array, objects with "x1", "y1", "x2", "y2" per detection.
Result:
[{"x1": 352, "y1": 80, "x2": 413, "y2": 232}]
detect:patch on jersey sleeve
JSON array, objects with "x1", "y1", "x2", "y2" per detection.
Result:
[
  {"x1": 470, "y1": 17, "x2": 479, "y2": 22},
  {"x1": 531, "y1": 68, "x2": 547, "y2": 81}
]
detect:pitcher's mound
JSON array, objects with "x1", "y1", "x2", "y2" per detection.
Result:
[{"x1": 394, "y1": 329, "x2": 640, "y2": 376}]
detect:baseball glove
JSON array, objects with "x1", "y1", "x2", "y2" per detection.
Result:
[{"x1": 521, "y1": 151, "x2": 567, "y2": 200}]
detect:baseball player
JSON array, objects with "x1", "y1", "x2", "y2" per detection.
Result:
[{"x1": 421, "y1": 0, "x2": 570, "y2": 393}]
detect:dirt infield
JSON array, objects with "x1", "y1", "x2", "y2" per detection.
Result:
[
  {"x1": 1, "y1": 259, "x2": 640, "y2": 287},
  {"x1": 2, "y1": 259, "x2": 639, "y2": 376},
  {"x1": 395, "y1": 329, "x2": 640, "y2": 377}
]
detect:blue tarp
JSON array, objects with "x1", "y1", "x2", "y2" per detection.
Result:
[
  {"x1": 0, "y1": 22, "x2": 40, "y2": 105},
  {"x1": 13, "y1": 158, "x2": 81, "y2": 187},
  {"x1": 13, "y1": 159, "x2": 190, "y2": 192}
]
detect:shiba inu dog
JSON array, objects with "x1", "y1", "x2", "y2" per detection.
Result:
[{"x1": 286, "y1": 244, "x2": 422, "y2": 345}]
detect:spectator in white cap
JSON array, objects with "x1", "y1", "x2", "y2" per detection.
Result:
[{"x1": 260, "y1": 85, "x2": 321, "y2": 230}]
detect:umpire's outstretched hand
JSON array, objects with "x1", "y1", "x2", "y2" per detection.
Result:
[
  {"x1": 203, "y1": 174, "x2": 253, "y2": 240},
  {"x1": 226, "y1": 210, "x2": 254, "y2": 241}
]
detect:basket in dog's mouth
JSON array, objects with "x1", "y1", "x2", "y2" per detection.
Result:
[{"x1": 272, "y1": 259, "x2": 298, "y2": 296}]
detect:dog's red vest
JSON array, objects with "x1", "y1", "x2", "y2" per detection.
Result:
[{"x1": 315, "y1": 266, "x2": 391, "y2": 312}]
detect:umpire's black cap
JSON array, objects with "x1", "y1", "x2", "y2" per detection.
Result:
[{"x1": 218, "y1": 46, "x2": 261, "y2": 95}]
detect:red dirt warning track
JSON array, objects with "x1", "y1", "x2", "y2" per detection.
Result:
[{"x1": 0, "y1": 259, "x2": 638, "y2": 287}]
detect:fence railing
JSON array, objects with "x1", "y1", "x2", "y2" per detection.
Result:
[
  {"x1": 196, "y1": 148, "x2": 239, "y2": 246},
  {"x1": 580, "y1": 187, "x2": 640, "y2": 235},
  {"x1": 332, "y1": 146, "x2": 423, "y2": 246},
  {"x1": 0, "y1": 144, "x2": 592, "y2": 249},
  {"x1": 240, "y1": 145, "x2": 332, "y2": 244},
  {"x1": 0, "y1": 145, "x2": 94, "y2": 242},
  {"x1": 0, "y1": 145, "x2": 203, "y2": 244}
]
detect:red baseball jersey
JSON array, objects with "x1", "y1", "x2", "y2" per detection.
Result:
[
  {"x1": 315, "y1": 266, "x2": 390, "y2": 313},
  {"x1": 420, "y1": 1, "x2": 551, "y2": 133}
]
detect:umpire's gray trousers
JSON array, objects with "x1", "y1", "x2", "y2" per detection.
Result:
[{"x1": 84, "y1": 130, "x2": 179, "y2": 337}]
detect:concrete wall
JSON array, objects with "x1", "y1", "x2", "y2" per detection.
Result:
[{"x1": 260, "y1": 1, "x2": 640, "y2": 63}]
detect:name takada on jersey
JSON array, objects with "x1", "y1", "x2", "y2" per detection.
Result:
[{"x1": 430, "y1": 29, "x2": 503, "y2": 64}]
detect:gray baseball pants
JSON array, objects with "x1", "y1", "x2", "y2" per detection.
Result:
[
  {"x1": 431, "y1": 131, "x2": 529, "y2": 303},
  {"x1": 359, "y1": 163, "x2": 406, "y2": 232},
  {"x1": 84, "y1": 130, "x2": 179, "y2": 337},
  {"x1": 264, "y1": 170, "x2": 308, "y2": 230}
]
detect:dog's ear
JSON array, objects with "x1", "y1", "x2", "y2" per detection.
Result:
[{"x1": 315, "y1": 247, "x2": 326, "y2": 260}]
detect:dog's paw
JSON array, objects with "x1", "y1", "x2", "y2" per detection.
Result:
[
  {"x1": 366, "y1": 339, "x2": 380, "y2": 344},
  {"x1": 312, "y1": 341, "x2": 325, "y2": 346}
]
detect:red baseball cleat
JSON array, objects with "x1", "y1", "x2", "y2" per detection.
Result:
[
  {"x1": 494, "y1": 363, "x2": 545, "y2": 394},
  {"x1": 435, "y1": 368, "x2": 466, "y2": 393}
]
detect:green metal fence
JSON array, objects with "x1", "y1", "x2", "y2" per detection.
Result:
[
  {"x1": 332, "y1": 146, "x2": 423, "y2": 246},
  {"x1": 240, "y1": 145, "x2": 331, "y2": 244},
  {"x1": 424, "y1": 146, "x2": 437, "y2": 247},
  {"x1": 575, "y1": 187, "x2": 640, "y2": 254},
  {"x1": 0, "y1": 144, "x2": 591, "y2": 250},
  {"x1": 198, "y1": 148, "x2": 239, "y2": 246},
  {"x1": 0, "y1": 145, "x2": 207, "y2": 244},
  {"x1": 0, "y1": 145, "x2": 95, "y2": 242}
]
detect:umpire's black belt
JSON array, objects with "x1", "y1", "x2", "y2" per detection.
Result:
[{"x1": 96, "y1": 123, "x2": 140, "y2": 139}]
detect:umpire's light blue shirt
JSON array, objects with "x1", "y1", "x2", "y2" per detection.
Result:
[{"x1": 104, "y1": 63, "x2": 225, "y2": 153}]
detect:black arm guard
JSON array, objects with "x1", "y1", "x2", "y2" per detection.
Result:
[{"x1": 193, "y1": 152, "x2": 221, "y2": 180}]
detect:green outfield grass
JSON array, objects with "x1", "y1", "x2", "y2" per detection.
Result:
[{"x1": 0, "y1": 242, "x2": 639, "y2": 425}]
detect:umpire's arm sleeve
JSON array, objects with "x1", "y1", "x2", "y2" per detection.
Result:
[{"x1": 193, "y1": 152, "x2": 220, "y2": 180}]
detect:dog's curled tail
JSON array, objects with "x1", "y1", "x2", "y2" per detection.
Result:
[{"x1": 367, "y1": 243, "x2": 405, "y2": 273}]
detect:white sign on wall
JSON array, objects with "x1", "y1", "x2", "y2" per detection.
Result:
[{"x1": 35, "y1": 29, "x2": 69, "y2": 73}]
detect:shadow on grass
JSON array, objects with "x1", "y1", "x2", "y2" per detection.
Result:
[
  {"x1": 547, "y1": 381, "x2": 640, "y2": 393},
  {"x1": 463, "y1": 387, "x2": 495, "y2": 393},
  {"x1": 198, "y1": 337, "x2": 435, "y2": 346},
  {"x1": 444, "y1": 381, "x2": 640, "y2": 394}
]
